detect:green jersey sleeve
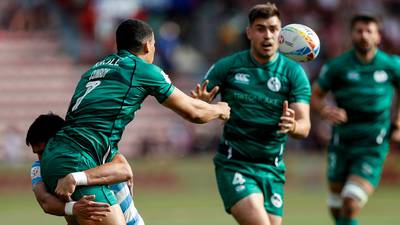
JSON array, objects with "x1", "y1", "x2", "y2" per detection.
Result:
[
  {"x1": 289, "y1": 65, "x2": 311, "y2": 104},
  {"x1": 136, "y1": 64, "x2": 175, "y2": 103},
  {"x1": 203, "y1": 59, "x2": 230, "y2": 92},
  {"x1": 317, "y1": 63, "x2": 333, "y2": 91}
]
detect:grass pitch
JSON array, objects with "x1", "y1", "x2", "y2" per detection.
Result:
[{"x1": 0, "y1": 153, "x2": 398, "y2": 225}]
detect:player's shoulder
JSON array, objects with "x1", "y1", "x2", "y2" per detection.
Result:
[
  {"x1": 278, "y1": 54, "x2": 307, "y2": 76},
  {"x1": 31, "y1": 160, "x2": 40, "y2": 168},
  {"x1": 328, "y1": 50, "x2": 353, "y2": 66},
  {"x1": 376, "y1": 50, "x2": 400, "y2": 66},
  {"x1": 279, "y1": 53, "x2": 303, "y2": 69},
  {"x1": 215, "y1": 50, "x2": 250, "y2": 67},
  {"x1": 320, "y1": 50, "x2": 353, "y2": 73}
]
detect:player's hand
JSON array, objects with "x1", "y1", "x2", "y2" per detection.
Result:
[
  {"x1": 321, "y1": 106, "x2": 347, "y2": 124},
  {"x1": 73, "y1": 195, "x2": 111, "y2": 222},
  {"x1": 190, "y1": 80, "x2": 219, "y2": 103},
  {"x1": 217, "y1": 102, "x2": 230, "y2": 121},
  {"x1": 278, "y1": 101, "x2": 296, "y2": 134},
  {"x1": 55, "y1": 174, "x2": 77, "y2": 202}
]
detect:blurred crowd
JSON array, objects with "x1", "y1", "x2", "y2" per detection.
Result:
[{"x1": 1, "y1": 0, "x2": 400, "y2": 158}]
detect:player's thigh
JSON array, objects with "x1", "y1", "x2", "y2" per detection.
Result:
[
  {"x1": 349, "y1": 147, "x2": 388, "y2": 188},
  {"x1": 76, "y1": 204, "x2": 125, "y2": 225},
  {"x1": 327, "y1": 146, "x2": 348, "y2": 184},
  {"x1": 214, "y1": 163, "x2": 261, "y2": 213},
  {"x1": 329, "y1": 181, "x2": 344, "y2": 193},
  {"x1": 255, "y1": 165, "x2": 286, "y2": 217},
  {"x1": 268, "y1": 214, "x2": 282, "y2": 225},
  {"x1": 231, "y1": 193, "x2": 271, "y2": 225}
]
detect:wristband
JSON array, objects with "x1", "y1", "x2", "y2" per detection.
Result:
[
  {"x1": 71, "y1": 172, "x2": 88, "y2": 186},
  {"x1": 65, "y1": 201, "x2": 76, "y2": 216}
]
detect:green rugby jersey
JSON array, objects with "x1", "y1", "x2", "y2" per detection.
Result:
[
  {"x1": 317, "y1": 49, "x2": 400, "y2": 147},
  {"x1": 58, "y1": 50, "x2": 175, "y2": 164},
  {"x1": 205, "y1": 50, "x2": 311, "y2": 159}
]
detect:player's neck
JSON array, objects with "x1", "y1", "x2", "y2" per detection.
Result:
[{"x1": 355, "y1": 48, "x2": 377, "y2": 64}]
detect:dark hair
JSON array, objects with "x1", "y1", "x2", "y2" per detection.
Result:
[
  {"x1": 26, "y1": 113, "x2": 65, "y2": 146},
  {"x1": 116, "y1": 19, "x2": 154, "y2": 52},
  {"x1": 248, "y1": 2, "x2": 280, "y2": 25},
  {"x1": 350, "y1": 14, "x2": 380, "y2": 30}
]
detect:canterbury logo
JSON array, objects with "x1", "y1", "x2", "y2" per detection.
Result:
[{"x1": 234, "y1": 73, "x2": 250, "y2": 84}]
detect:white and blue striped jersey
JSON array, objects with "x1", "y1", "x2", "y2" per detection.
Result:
[
  {"x1": 30, "y1": 161, "x2": 144, "y2": 225},
  {"x1": 109, "y1": 182, "x2": 144, "y2": 225}
]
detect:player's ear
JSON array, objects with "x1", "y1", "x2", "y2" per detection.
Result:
[
  {"x1": 246, "y1": 26, "x2": 251, "y2": 40},
  {"x1": 376, "y1": 32, "x2": 382, "y2": 45},
  {"x1": 143, "y1": 41, "x2": 150, "y2": 54}
]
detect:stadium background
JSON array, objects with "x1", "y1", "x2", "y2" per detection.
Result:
[{"x1": 0, "y1": 0, "x2": 399, "y2": 224}]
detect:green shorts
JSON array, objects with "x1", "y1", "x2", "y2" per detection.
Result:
[
  {"x1": 327, "y1": 143, "x2": 389, "y2": 187},
  {"x1": 41, "y1": 137, "x2": 117, "y2": 205},
  {"x1": 214, "y1": 153, "x2": 286, "y2": 216}
]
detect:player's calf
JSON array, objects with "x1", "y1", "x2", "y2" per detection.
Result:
[
  {"x1": 338, "y1": 181, "x2": 370, "y2": 225},
  {"x1": 327, "y1": 192, "x2": 342, "y2": 222}
]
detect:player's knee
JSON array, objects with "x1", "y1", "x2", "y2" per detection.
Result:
[
  {"x1": 341, "y1": 181, "x2": 368, "y2": 208},
  {"x1": 327, "y1": 192, "x2": 343, "y2": 209}
]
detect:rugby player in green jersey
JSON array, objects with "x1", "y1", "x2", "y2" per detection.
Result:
[
  {"x1": 311, "y1": 14, "x2": 400, "y2": 225},
  {"x1": 191, "y1": 3, "x2": 311, "y2": 225},
  {"x1": 40, "y1": 19, "x2": 230, "y2": 225}
]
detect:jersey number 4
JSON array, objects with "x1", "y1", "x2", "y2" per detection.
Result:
[{"x1": 72, "y1": 81, "x2": 101, "y2": 111}]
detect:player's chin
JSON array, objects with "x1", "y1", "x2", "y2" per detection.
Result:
[{"x1": 259, "y1": 46, "x2": 277, "y2": 56}]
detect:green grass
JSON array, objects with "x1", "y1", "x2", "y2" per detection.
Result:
[{"x1": 0, "y1": 154, "x2": 399, "y2": 225}]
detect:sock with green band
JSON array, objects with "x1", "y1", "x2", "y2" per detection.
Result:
[{"x1": 338, "y1": 217, "x2": 359, "y2": 225}]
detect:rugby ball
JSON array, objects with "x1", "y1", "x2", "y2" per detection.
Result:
[{"x1": 278, "y1": 24, "x2": 320, "y2": 62}]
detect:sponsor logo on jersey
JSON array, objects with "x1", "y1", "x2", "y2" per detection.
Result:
[
  {"x1": 346, "y1": 71, "x2": 360, "y2": 81},
  {"x1": 233, "y1": 93, "x2": 281, "y2": 106},
  {"x1": 267, "y1": 77, "x2": 281, "y2": 92},
  {"x1": 234, "y1": 73, "x2": 250, "y2": 84},
  {"x1": 373, "y1": 70, "x2": 388, "y2": 83},
  {"x1": 271, "y1": 193, "x2": 283, "y2": 208}
]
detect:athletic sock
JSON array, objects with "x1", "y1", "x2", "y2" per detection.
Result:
[{"x1": 338, "y1": 217, "x2": 359, "y2": 225}]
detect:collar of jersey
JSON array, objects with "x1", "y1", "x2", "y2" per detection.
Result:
[
  {"x1": 117, "y1": 50, "x2": 144, "y2": 62},
  {"x1": 248, "y1": 50, "x2": 279, "y2": 67},
  {"x1": 351, "y1": 48, "x2": 379, "y2": 66}
]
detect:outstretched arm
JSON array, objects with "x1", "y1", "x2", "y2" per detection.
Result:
[
  {"x1": 33, "y1": 182, "x2": 110, "y2": 222},
  {"x1": 190, "y1": 80, "x2": 219, "y2": 103},
  {"x1": 55, "y1": 153, "x2": 133, "y2": 201},
  {"x1": 163, "y1": 87, "x2": 230, "y2": 123},
  {"x1": 311, "y1": 83, "x2": 347, "y2": 124}
]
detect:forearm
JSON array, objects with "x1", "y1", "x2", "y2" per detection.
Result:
[
  {"x1": 289, "y1": 118, "x2": 310, "y2": 139},
  {"x1": 310, "y1": 95, "x2": 327, "y2": 115},
  {"x1": 310, "y1": 84, "x2": 328, "y2": 115},
  {"x1": 164, "y1": 89, "x2": 225, "y2": 124},
  {"x1": 33, "y1": 184, "x2": 65, "y2": 216},
  {"x1": 85, "y1": 154, "x2": 132, "y2": 185},
  {"x1": 187, "y1": 99, "x2": 223, "y2": 123}
]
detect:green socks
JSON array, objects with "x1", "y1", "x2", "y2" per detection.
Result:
[{"x1": 338, "y1": 217, "x2": 359, "y2": 225}]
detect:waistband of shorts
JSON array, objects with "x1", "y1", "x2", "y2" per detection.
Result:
[{"x1": 217, "y1": 143, "x2": 281, "y2": 165}]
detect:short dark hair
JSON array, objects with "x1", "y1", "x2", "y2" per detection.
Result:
[
  {"x1": 350, "y1": 14, "x2": 380, "y2": 30},
  {"x1": 116, "y1": 19, "x2": 154, "y2": 52},
  {"x1": 248, "y1": 3, "x2": 280, "y2": 25},
  {"x1": 26, "y1": 113, "x2": 65, "y2": 146}
]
